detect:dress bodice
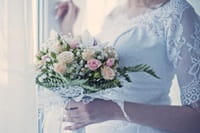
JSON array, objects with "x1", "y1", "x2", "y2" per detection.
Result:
[{"x1": 96, "y1": 0, "x2": 200, "y2": 106}]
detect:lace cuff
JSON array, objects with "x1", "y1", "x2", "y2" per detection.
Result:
[
  {"x1": 181, "y1": 79, "x2": 200, "y2": 105},
  {"x1": 186, "y1": 100, "x2": 200, "y2": 113}
]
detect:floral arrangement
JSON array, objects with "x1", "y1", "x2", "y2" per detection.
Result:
[{"x1": 35, "y1": 31, "x2": 159, "y2": 98}]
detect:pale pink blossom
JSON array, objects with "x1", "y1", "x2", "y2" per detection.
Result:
[
  {"x1": 106, "y1": 58, "x2": 115, "y2": 67},
  {"x1": 87, "y1": 59, "x2": 102, "y2": 71},
  {"x1": 69, "y1": 42, "x2": 78, "y2": 49},
  {"x1": 53, "y1": 63, "x2": 67, "y2": 74},
  {"x1": 35, "y1": 55, "x2": 49, "y2": 68},
  {"x1": 101, "y1": 66, "x2": 116, "y2": 80},
  {"x1": 82, "y1": 48, "x2": 95, "y2": 61},
  {"x1": 42, "y1": 55, "x2": 50, "y2": 62}
]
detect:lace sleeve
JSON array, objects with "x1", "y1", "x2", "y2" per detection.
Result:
[{"x1": 165, "y1": 4, "x2": 200, "y2": 109}]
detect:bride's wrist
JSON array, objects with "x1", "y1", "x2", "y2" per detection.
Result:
[{"x1": 110, "y1": 101, "x2": 127, "y2": 121}]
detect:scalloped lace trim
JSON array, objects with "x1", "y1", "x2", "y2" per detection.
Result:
[{"x1": 181, "y1": 79, "x2": 200, "y2": 105}]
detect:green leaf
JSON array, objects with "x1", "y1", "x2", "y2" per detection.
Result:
[
  {"x1": 41, "y1": 68, "x2": 48, "y2": 73},
  {"x1": 119, "y1": 64, "x2": 160, "y2": 79},
  {"x1": 93, "y1": 72, "x2": 101, "y2": 78},
  {"x1": 63, "y1": 44, "x2": 70, "y2": 51},
  {"x1": 36, "y1": 56, "x2": 42, "y2": 60},
  {"x1": 50, "y1": 52, "x2": 57, "y2": 59},
  {"x1": 39, "y1": 51, "x2": 46, "y2": 56}
]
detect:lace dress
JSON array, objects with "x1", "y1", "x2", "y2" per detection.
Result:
[{"x1": 84, "y1": 0, "x2": 200, "y2": 133}]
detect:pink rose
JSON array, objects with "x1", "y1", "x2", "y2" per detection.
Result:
[
  {"x1": 106, "y1": 58, "x2": 115, "y2": 67},
  {"x1": 69, "y1": 42, "x2": 78, "y2": 49},
  {"x1": 87, "y1": 59, "x2": 102, "y2": 71}
]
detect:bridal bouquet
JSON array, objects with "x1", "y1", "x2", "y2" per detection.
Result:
[{"x1": 35, "y1": 31, "x2": 159, "y2": 133}]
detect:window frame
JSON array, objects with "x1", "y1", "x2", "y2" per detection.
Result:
[{"x1": 36, "y1": 0, "x2": 49, "y2": 133}]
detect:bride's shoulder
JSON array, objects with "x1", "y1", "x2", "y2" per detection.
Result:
[
  {"x1": 157, "y1": 0, "x2": 195, "y2": 23},
  {"x1": 165, "y1": 0, "x2": 193, "y2": 15}
]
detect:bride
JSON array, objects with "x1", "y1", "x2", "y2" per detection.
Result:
[{"x1": 55, "y1": 0, "x2": 200, "y2": 132}]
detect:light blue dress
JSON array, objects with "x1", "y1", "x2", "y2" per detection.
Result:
[{"x1": 85, "y1": 0, "x2": 200, "y2": 132}]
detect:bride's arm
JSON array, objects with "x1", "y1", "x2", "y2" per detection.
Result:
[
  {"x1": 121, "y1": 6, "x2": 200, "y2": 133},
  {"x1": 123, "y1": 101, "x2": 200, "y2": 133},
  {"x1": 63, "y1": 100, "x2": 200, "y2": 133},
  {"x1": 124, "y1": 6, "x2": 200, "y2": 133}
]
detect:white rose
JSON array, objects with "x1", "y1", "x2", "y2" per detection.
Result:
[
  {"x1": 53, "y1": 63, "x2": 67, "y2": 75},
  {"x1": 57, "y1": 51, "x2": 74, "y2": 64},
  {"x1": 49, "y1": 43, "x2": 63, "y2": 54},
  {"x1": 101, "y1": 66, "x2": 116, "y2": 80},
  {"x1": 82, "y1": 48, "x2": 95, "y2": 61}
]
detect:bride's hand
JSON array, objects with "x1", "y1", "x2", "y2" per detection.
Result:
[
  {"x1": 63, "y1": 99, "x2": 125, "y2": 130},
  {"x1": 55, "y1": 0, "x2": 79, "y2": 34}
]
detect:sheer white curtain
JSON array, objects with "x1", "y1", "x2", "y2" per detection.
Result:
[{"x1": 0, "y1": 0, "x2": 37, "y2": 133}]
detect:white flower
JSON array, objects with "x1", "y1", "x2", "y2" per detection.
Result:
[
  {"x1": 97, "y1": 56, "x2": 102, "y2": 60},
  {"x1": 49, "y1": 43, "x2": 63, "y2": 54},
  {"x1": 76, "y1": 51, "x2": 80, "y2": 56},
  {"x1": 41, "y1": 74, "x2": 47, "y2": 79},
  {"x1": 57, "y1": 51, "x2": 74, "y2": 64},
  {"x1": 80, "y1": 60, "x2": 84, "y2": 65},
  {"x1": 82, "y1": 48, "x2": 95, "y2": 61},
  {"x1": 104, "y1": 47, "x2": 117, "y2": 58}
]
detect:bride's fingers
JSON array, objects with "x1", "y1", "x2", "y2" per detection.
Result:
[
  {"x1": 63, "y1": 114, "x2": 90, "y2": 123},
  {"x1": 63, "y1": 115, "x2": 79, "y2": 122},
  {"x1": 65, "y1": 106, "x2": 78, "y2": 111},
  {"x1": 64, "y1": 109, "x2": 80, "y2": 117},
  {"x1": 65, "y1": 100, "x2": 85, "y2": 111},
  {"x1": 55, "y1": 1, "x2": 69, "y2": 20},
  {"x1": 55, "y1": 2, "x2": 68, "y2": 10},
  {"x1": 63, "y1": 109, "x2": 89, "y2": 122}
]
